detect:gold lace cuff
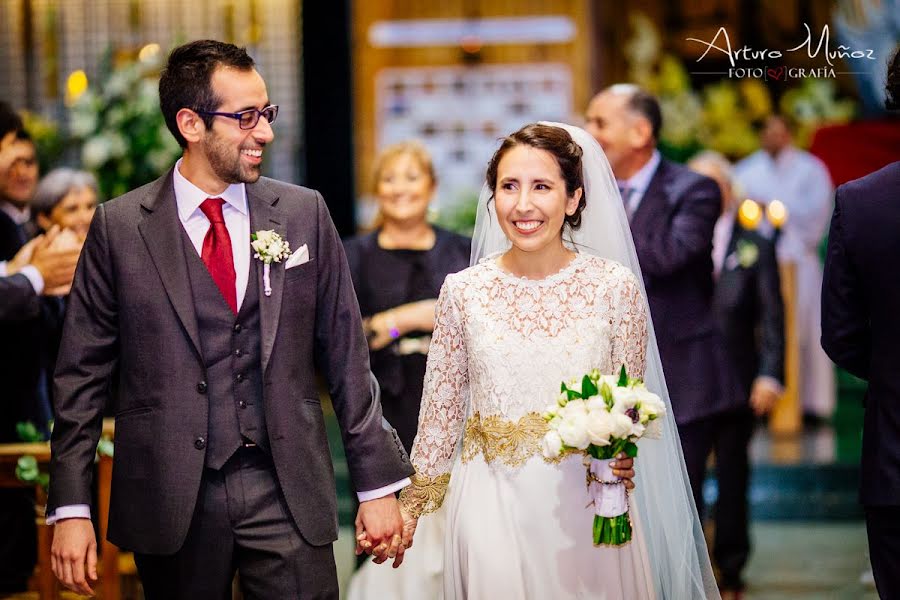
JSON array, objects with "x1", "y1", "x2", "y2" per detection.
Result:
[
  {"x1": 399, "y1": 472, "x2": 451, "y2": 518},
  {"x1": 462, "y1": 411, "x2": 572, "y2": 468}
]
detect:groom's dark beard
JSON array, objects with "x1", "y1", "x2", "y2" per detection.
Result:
[{"x1": 205, "y1": 134, "x2": 264, "y2": 185}]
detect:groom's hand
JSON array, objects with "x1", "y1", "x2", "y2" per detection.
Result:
[
  {"x1": 51, "y1": 518, "x2": 98, "y2": 596},
  {"x1": 356, "y1": 495, "x2": 407, "y2": 567}
]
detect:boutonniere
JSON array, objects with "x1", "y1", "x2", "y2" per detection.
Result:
[
  {"x1": 251, "y1": 230, "x2": 291, "y2": 296},
  {"x1": 735, "y1": 239, "x2": 759, "y2": 268}
]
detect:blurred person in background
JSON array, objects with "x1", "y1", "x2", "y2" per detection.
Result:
[
  {"x1": 345, "y1": 141, "x2": 469, "y2": 599},
  {"x1": 343, "y1": 141, "x2": 470, "y2": 456},
  {"x1": 734, "y1": 115, "x2": 835, "y2": 423},
  {"x1": 0, "y1": 109, "x2": 79, "y2": 322},
  {"x1": 585, "y1": 84, "x2": 740, "y2": 515},
  {"x1": 690, "y1": 150, "x2": 785, "y2": 600},
  {"x1": 29, "y1": 168, "x2": 96, "y2": 407}
]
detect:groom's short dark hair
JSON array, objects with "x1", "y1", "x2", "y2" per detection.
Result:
[{"x1": 159, "y1": 40, "x2": 255, "y2": 148}]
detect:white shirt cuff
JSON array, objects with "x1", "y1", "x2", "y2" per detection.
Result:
[
  {"x1": 46, "y1": 504, "x2": 91, "y2": 525},
  {"x1": 0, "y1": 261, "x2": 6, "y2": 276},
  {"x1": 754, "y1": 375, "x2": 784, "y2": 395},
  {"x1": 357, "y1": 477, "x2": 411, "y2": 502},
  {"x1": 18, "y1": 265, "x2": 44, "y2": 295}
]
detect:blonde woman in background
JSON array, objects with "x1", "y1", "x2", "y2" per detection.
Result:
[{"x1": 345, "y1": 141, "x2": 469, "y2": 600}]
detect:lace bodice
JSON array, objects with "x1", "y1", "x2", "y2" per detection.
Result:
[{"x1": 399, "y1": 254, "x2": 649, "y2": 516}]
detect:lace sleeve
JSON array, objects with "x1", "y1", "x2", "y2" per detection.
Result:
[
  {"x1": 399, "y1": 276, "x2": 469, "y2": 517},
  {"x1": 610, "y1": 270, "x2": 649, "y2": 380}
]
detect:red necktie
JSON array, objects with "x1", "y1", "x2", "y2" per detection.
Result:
[{"x1": 198, "y1": 197, "x2": 237, "y2": 314}]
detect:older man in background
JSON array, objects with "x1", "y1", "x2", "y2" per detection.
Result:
[
  {"x1": 585, "y1": 85, "x2": 740, "y2": 521},
  {"x1": 734, "y1": 115, "x2": 835, "y2": 422}
]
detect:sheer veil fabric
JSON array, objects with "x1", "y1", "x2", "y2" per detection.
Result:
[{"x1": 471, "y1": 122, "x2": 720, "y2": 599}]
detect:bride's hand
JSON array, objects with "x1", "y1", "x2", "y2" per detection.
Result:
[
  {"x1": 611, "y1": 453, "x2": 636, "y2": 490},
  {"x1": 400, "y1": 506, "x2": 418, "y2": 552}
]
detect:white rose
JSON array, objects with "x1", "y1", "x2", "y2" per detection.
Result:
[
  {"x1": 541, "y1": 430, "x2": 563, "y2": 459},
  {"x1": 559, "y1": 400, "x2": 589, "y2": 420},
  {"x1": 610, "y1": 413, "x2": 635, "y2": 440},
  {"x1": 586, "y1": 395, "x2": 608, "y2": 412},
  {"x1": 557, "y1": 413, "x2": 590, "y2": 450},
  {"x1": 585, "y1": 409, "x2": 614, "y2": 446}
]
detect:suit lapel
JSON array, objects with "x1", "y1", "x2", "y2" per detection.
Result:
[
  {"x1": 247, "y1": 180, "x2": 286, "y2": 376},
  {"x1": 137, "y1": 170, "x2": 203, "y2": 359},
  {"x1": 630, "y1": 159, "x2": 669, "y2": 233}
]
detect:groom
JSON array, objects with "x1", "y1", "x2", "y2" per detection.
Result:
[{"x1": 48, "y1": 40, "x2": 414, "y2": 598}]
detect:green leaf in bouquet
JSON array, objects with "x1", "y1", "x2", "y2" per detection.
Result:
[
  {"x1": 623, "y1": 442, "x2": 639, "y2": 458},
  {"x1": 618, "y1": 364, "x2": 628, "y2": 388},
  {"x1": 581, "y1": 375, "x2": 598, "y2": 398},
  {"x1": 566, "y1": 388, "x2": 581, "y2": 400}
]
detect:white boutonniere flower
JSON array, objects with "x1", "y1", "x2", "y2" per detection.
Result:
[
  {"x1": 251, "y1": 230, "x2": 291, "y2": 296},
  {"x1": 736, "y1": 239, "x2": 759, "y2": 268}
]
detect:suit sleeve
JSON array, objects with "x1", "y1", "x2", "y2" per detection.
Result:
[
  {"x1": 634, "y1": 176, "x2": 720, "y2": 278},
  {"x1": 0, "y1": 273, "x2": 40, "y2": 321},
  {"x1": 755, "y1": 235, "x2": 785, "y2": 383},
  {"x1": 312, "y1": 192, "x2": 415, "y2": 491},
  {"x1": 821, "y1": 187, "x2": 870, "y2": 379},
  {"x1": 48, "y1": 204, "x2": 119, "y2": 512}
]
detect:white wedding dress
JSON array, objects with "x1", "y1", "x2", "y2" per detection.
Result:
[{"x1": 396, "y1": 252, "x2": 657, "y2": 600}]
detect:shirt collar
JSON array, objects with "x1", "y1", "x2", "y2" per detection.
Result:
[
  {"x1": 172, "y1": 158, "x2": 248, "y2": 222},
  {"x1": 618, "y1": 150, "x2": 661, "y2": 194},
  {"x1": 0, "y1": 201, "x2": 31, "y2": 225}
]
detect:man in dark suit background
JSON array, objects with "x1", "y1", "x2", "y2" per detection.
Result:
[
  {"x1": 821, "y1": 47, "x2": 900, "y2": 600},
  {"x1": 585, "y1": 85, "x2": 740, "y2": 516},
  {"x1": 49, "y1": 40, "x2": 414, "y2": 599},
  {"x1": 691, "y1": 150, "x2": 785, "y2": 600}
]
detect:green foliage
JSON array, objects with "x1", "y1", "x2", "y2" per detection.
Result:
[
  {"x1": 16, "y1": 455, "x2": 49, "y2": 491},
  {"x1": 68, "y1": 47, "x2": 181, "y2": 201},
  {"x1": 15, "y1": 421, "x2": 46, "y2": 443},
  {"x1": 432, "y1": 193, "x2": 479, "y2": 236}
]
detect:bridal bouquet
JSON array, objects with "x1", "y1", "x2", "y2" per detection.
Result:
[{"x1": 541, "y1": 366, "x2": 666, "y2": 546}]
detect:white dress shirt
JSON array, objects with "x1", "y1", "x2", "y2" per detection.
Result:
[
  {"x1": 48, "y1": 161, "x2": 407, "y2": 524},
  {"x1": 616, "y1": 150, "x2": 661, "y2": 217}
]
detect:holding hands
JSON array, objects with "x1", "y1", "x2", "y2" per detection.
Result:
[{"x1": 355, "y1": 495, "x2": 414, "y2": 568}]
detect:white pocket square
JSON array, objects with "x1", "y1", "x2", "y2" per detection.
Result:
[{"x1": 285, "y1": 244, "x2": 309, "y2": 269}]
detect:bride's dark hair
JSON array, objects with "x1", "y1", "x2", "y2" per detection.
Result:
[{"x1": 485, "y1": 123, "x2": 587, "y2": 230}]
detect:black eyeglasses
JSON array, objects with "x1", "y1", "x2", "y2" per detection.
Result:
[{"x1": 195, "y1": 105, "x2": 279, "y2": 130}]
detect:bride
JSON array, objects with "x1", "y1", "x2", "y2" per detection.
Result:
[{"x1": 358, "y1": 123, "x2": 718, "y2": 599}]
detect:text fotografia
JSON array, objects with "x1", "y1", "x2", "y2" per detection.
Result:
[{"x1": 686, "y1": 23, "x2": 876, "y2": 80}]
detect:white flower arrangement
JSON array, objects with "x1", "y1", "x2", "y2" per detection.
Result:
[{"x1": 542, "y1": 366, "x2": 666, "y2": 546}]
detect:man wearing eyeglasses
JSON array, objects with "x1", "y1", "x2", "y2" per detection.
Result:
[{"x1": 47, "y1": 40, "x2": 414, "y2": 599}]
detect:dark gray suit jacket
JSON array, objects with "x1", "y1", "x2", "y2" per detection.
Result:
[
  {"x1": 822, "y1": 161, "x2": 900, "y2": 506},
  {"x1": 713, "y1": 220, "x2": 785, "y2": 400},
  {"x1": 630, "y1": 158, "x2": 739, "y2": 424},
  {"x1": 48, "y1": 169, "x2": 414, "y2": 553},
  {"x1": 0, "y1": 273, "x2": 39, "y2": 321}
]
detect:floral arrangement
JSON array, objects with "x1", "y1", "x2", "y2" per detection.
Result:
[
  {"x1": 68, "y1": 48, "x2": 181, "y2": 200},
  {"x1": 542, "y1": 366, "x2": 665, "y2": 546},
  {"x1": 625, "y1": 12, "x2": 855, "y2": 159}
]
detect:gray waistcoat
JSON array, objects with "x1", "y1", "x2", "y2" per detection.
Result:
[{"x1": 182, "y1": 231, "x2": 269, "y2": 469}]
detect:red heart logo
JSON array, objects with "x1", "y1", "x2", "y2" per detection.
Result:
[{"x1": 767, "y1": 66, "x2": 786, "y2": 81}]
